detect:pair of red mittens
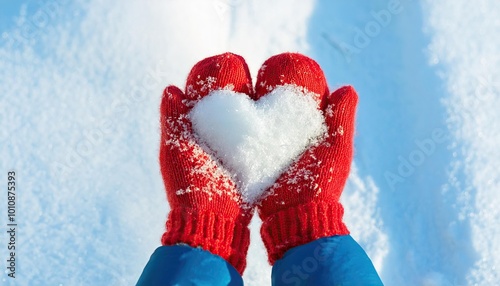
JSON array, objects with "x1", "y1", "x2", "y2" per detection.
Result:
[{"x1": 160, "y1": 52, "x2": 356, "y2": 274}]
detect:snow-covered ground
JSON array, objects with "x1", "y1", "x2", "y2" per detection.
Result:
[{"x1": 1, "y1": 0, "x2": 499, "y2": 285}]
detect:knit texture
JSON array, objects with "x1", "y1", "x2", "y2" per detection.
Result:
[
  {"x1": 255, "y1": 52, "x2": 330, "y2": 103},
  {"x1": 185, "y1": 53, "x2": 253, "y2": 101},
  {"x1": 256, "y1": 53, "x2": 357, "y2": 264},
  {"x1": 159, "y1": 53, "x2": 253, "y2": 274}
]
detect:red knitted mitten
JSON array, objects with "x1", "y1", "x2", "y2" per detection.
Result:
[
  {"x1": 256, "y1": 53, "x2": 357, "y2": 264},
  {"x1": 159, "y1": 53, "x2": 254, "y2": 274}
]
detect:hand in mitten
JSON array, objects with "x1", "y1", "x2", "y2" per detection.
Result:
[
  {"x1": 255, "y1": 53, "x2": 357, "y2": 264},
  {"x1": 159, "y1": 53, "x2": 254, "y2": 274}
]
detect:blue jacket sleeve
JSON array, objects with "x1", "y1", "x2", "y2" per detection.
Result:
[
  {"x1": 271, "y1": 235, "x2": 383, "y2": 286},
  {"x1": 136, "y1": 245, "x2": 243, "y2": 286}
]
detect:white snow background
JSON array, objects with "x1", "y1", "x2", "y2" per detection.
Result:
[{"x1": 0, "y1": 0, "x2": 499, "y2": 285}]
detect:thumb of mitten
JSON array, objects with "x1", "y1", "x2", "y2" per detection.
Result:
[{"x1": 317, "y1": 85, "x2": 358, "y2": 194}]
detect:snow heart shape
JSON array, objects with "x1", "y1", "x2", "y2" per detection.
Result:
[{"x1": 189, "y1": 85, "x2": 327, "y2": 204}]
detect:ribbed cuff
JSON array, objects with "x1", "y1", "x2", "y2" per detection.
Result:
[
  {"x1": 161, "y1": 208, "x2": 251, "y2": 274},
  {"x1": 260, "y1": 201, "x2": 349, "y2": 264}
]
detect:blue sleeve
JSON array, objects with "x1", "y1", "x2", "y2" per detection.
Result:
[
  {"x1": 271, "y1": 235, "x2": 383, "y2": 286},
  {"x1": 136, "y1": 245, "x2": 243, "y2": 286}
]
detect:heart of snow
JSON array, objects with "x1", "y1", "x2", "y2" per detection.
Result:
[{"x1": 189, "y1": 85, "x2": 327, "y2": 203}]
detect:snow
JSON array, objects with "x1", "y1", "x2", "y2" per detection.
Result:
[
  {"x1": 1, "y1": 0, "x2": 499, "y2": 285},
  {"x1": 189, "y1": 86, "x2": 326, "y2": 204},
  {"x1": 423, "y1": 1, "x2": 500, "y2": 284}
]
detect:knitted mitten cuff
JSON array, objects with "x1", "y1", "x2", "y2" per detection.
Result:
[
  {"x1": 162, "y1": 207, "x2": 251, "y2": 274},
  {"x1": 260, "y1": 201, "x2": 349, "y2": 264}
]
